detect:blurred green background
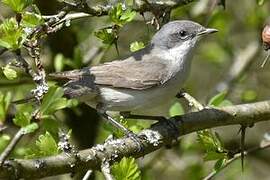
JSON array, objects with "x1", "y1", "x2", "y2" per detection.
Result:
[{"x1": 1, "y1": 0, "x2": 270, "y2": 179}]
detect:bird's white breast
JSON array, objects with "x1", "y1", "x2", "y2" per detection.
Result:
[{"x1": 86, "y1": 42, "x2": 195, "y2": 116}]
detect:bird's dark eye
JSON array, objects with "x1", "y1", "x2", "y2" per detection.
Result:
[
  {"x1": 179, "y1": 30, "x2": 187, "y2": 37},
  {"x1": 175, "y1": 30, "x2": 189, "y2": 40}
]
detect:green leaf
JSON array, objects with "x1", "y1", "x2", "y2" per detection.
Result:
[
  {"x1": 169, "y1": 102, "x2": 184, "y2": 116},
  {"x1": 220, "y1": 0, "x2": 225, "y2": 8},
  {"x1": 0, "y1": 134, "x2": 11, "y2": 153},
  {"x1": 241, "y1": 90, "x2": 257, "y2": 102},
  {"x1": 112, "y1": 157, "x2": 141, "y2": 180},
  {"x1": 0, "y1": 91, "x2": 12, "y2": 122},
  {"x1": 40, "y1": 86, "x2": 69, "y2": 116},
  {"x1": 21, "y1": 12, "x2": 44, "y2": 28},
  {"x1": 109, "y1": 3, "x2": 136, "y2": 26},
  {"x1": 0, "y1": 18, "x2": 26, "y2": 49},
  {"x1": 2, "y1": 65, "x2": 17, "y2": 80},
  {"x1": 2, "y1": 0, "x2": 33, "y2": 12},
  {"x1": 54, "y1": 54, "x2": 65, "y2": 72},
  {"x1": 66, "y1": 99, "x2": 79, "y2": 108},
  {"x1": 13, "y1": 112, "x2": 31, "y2": 127},
  {"x1": 35, "y1": 131, "x2": 59, "y2": 156},
  {"x1": 218, "y1": 99, "x2": 233, "y2": 107},
  {"x1": 214, "y1": 158, "x2": 227, "y2": 171},
  {"x1": 120, "y1": 9, "x2": 136, "y2": 22},
  {"x1": 208, "y1": 91, "x2": 231, "y2": 107},
  {"x1": 204, "y1": 151, "x2": 226, "y2": 161},
  {"x1": 21, "y1": 122, "x2": 39, "y2": 134},
  {"x1": 130, "y1": 41, "x2": 145, "y2": 52},
  {"x1": 197, "y1": 130, "x2": 225, "y2": 153},
  {"x1": 257, "y1": 0, "x2": 265, "y2": 5},
  {"x1": 42, "y1": 116, "x2": 60, "y2": 135},
  {"x1": 94, "y1": 28, "x2": 117, "y2": 45}
]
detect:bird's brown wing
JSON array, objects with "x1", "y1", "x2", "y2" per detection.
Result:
[
  {"x1": 90, "y1": 56, "x2": 168, "y2": 90},
  {"x1": 49, "y1": 55, "x2": 168, "y2": 98}
]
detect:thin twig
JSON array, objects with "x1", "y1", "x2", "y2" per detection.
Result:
[
  {"x1": 203, "y1": 141, "x2": 270, "y2": 180},
  {"x1": 101, "y1": 161, "x2": 114, "y2": 180},
  {"x1": 0, "y1": 48, "x2": 7, "y2": 56},
  {"x1": 0, "y1": 129, "x2": 24, "y2": 166},
  {"x1": 179, "y1": 91, "x2": 204, "y2": 110},
  {"x1": 82, "y1": 170, "x2": 93, "y2": 180},
  {"x1": 213, "y1": 41, "x2": 260, "y2": 95}
]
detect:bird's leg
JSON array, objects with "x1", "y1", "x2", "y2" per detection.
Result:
[
  {"x1": 96, "y1": 105, "x2": 143, "y2": 151},
  {"x1": 99, "y1": 112, "x2": 133, "y2": 135},
  {"x1": 120, "y1": 112, "x2": 179, "y2": 141},
  {"x1": 120, "y1": 112, "x2": 166, "y2": 121}
]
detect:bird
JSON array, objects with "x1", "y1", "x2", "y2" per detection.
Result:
[{"x1": 49, "y1": 20, "x2": 218, "y2": 135}]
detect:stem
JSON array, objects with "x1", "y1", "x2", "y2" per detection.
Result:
[
  {"x1": 0, "y1": 129, "x2": 24, "y2": 166},
  {"x1": 203, "y1": 141, "x2": 270, "y2": 180}
]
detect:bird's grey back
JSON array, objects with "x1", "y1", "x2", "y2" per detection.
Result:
[{"x1": 50, "y1": 46, "x2": 170, "y2": 98}]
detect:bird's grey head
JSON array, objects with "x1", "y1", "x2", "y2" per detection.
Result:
[{"x1": 151, "y1": 20, "x2": 217, "y2": 51}]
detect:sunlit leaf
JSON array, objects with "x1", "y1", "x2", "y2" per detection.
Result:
[
  {"x1": 0, "y1": 91, "x2": 12, "y2": 122},
  {"x1": 0, "y1": 134, "x2": 11, "y2": 153},
  {"x1": 21, "y1": 12, "x2": 44, "y2": 27},
  {"x1": 21, "y1": 122, "x2": 39, "y2": 134},
  {"x1": 35, "y1": 131, "x2": 59, "y2": 156},
  {"x1": 2, "y1": 0, "x2": 33, "y2": 12},
  {"x1": 94, "y1": 27, "x2": 117, "y2": 45},
  {"x1": 54, "y1": 54, "x2": 65, "y2": 72},
  {"x1": 169, "y1": 102, "x2": 184, "y2": 116},
  {"x1": 130, "y1": 41, "x2": 145, "y2": 52},
  {"x1": 0, "y1": 18, "x2": 26, "y2": 49},
  {"x1": 2, "y1": 65, "x2": 17, "y2": 80},
  {"x1": 109, "y1": 3, "x2": 136, "y2": 27},
  {"x1": 40, "y1": 86, "x2": 68, "y2": 116},
  {"x1": 214, "y1": 158, "x2": 227, "y2": 171},
  {"x1": 241, "y1": 90, "x2": 257, "y2": 102},
  {"x1": 13, "y1": 112, "x2": 31, "y2": 127},
  {"x1": 257, "y1": 0, "x2": 265, "y2": 5},
  {"x1": 208, "y1": 91, "x2": 232, "y2": 107},
  {"x1": 112, "y1": 157, "x2": 141, "y2": 180}
]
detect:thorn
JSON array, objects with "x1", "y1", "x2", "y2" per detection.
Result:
[
  {"x1": 114, "y1": 41, "x2": 119, "y2": 56},
  {"x1": 261, "y1": 51, "x2": 270, "y2": 68},
  {"x1": 240, "y1": 124, "x2": 246, "y2": 172}
]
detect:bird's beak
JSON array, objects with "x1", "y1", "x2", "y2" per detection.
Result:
[{"x1": 197, "y1": 28, "x2": 218, "y2": 36}]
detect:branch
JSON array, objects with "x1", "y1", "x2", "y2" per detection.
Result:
[
  {"x1": 0, "y1": 129, "x2": 24, "y2": 166},
  {"x1": 68, "y1": 0, "x2": 193, "y2": 16},
  {"x1": 213, "y1": 41, "x2": 260, "y2": 95},
  {"x1": 0, "y1": 100, "x2": 270, "y2": 178},
  {"x1": 203, "y1": 140, "x2": 270, "y2": 180}
]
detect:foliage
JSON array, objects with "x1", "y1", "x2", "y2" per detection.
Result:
[
  {"x1": 111, "y1": 157, "x2": 141, "y2": 180},
  {"x1": 2, "y1": 65, "x2": 17, "y2": 80},
  {"x1": 208, "y1": 91, "x2": 232, "y2": 107},
  {"x1": 21, "y1": 12, "x2": 44, "y2": 28},
  {"x1": 130, "y1": 41, "x2": 145, "y2": 52},
  {"x1": 0, "y1": 0, "x2": 269, "y2": 179},
  {"x1": 109, "y1": 3, "x2": 136, "y2": 27},
  {"x1": 26, "y1": 131, "x2": 59, "y2": 158},
  {"x1": 2, "y1": 0, "x2": 33, "y2": 12},
  {"x1": 40, "y1": 86, "x2": 78, "y2": 118},
  {"x1": 0, "y1": 18, "x2": 26, "y2": 49},
  {"x1": 94, "y1": 3, "x2": 136, "y2": 46},
  {"x1": 169, "y1": 102, "x2": 185, "y2": 116}
]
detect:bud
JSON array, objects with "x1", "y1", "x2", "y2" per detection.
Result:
[{"x1": 262, "y1": 25, "x2": 270, "y2": 50}]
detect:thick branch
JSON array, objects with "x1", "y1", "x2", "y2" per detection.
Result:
[
  {"x1": 79, "y1": 0, "x2": 193, "y2": 15},
  {"x1": 1, "y1": 100, "x2": 270, "y2": 178}
]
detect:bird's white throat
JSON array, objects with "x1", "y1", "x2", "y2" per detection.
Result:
[{"x1": 157, "y1": 40, "x2": 196, "y2": 78}]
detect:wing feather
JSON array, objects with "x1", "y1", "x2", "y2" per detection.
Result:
[{"x1": 49, "y1": 53, "x2": 169, "y2": 97}]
